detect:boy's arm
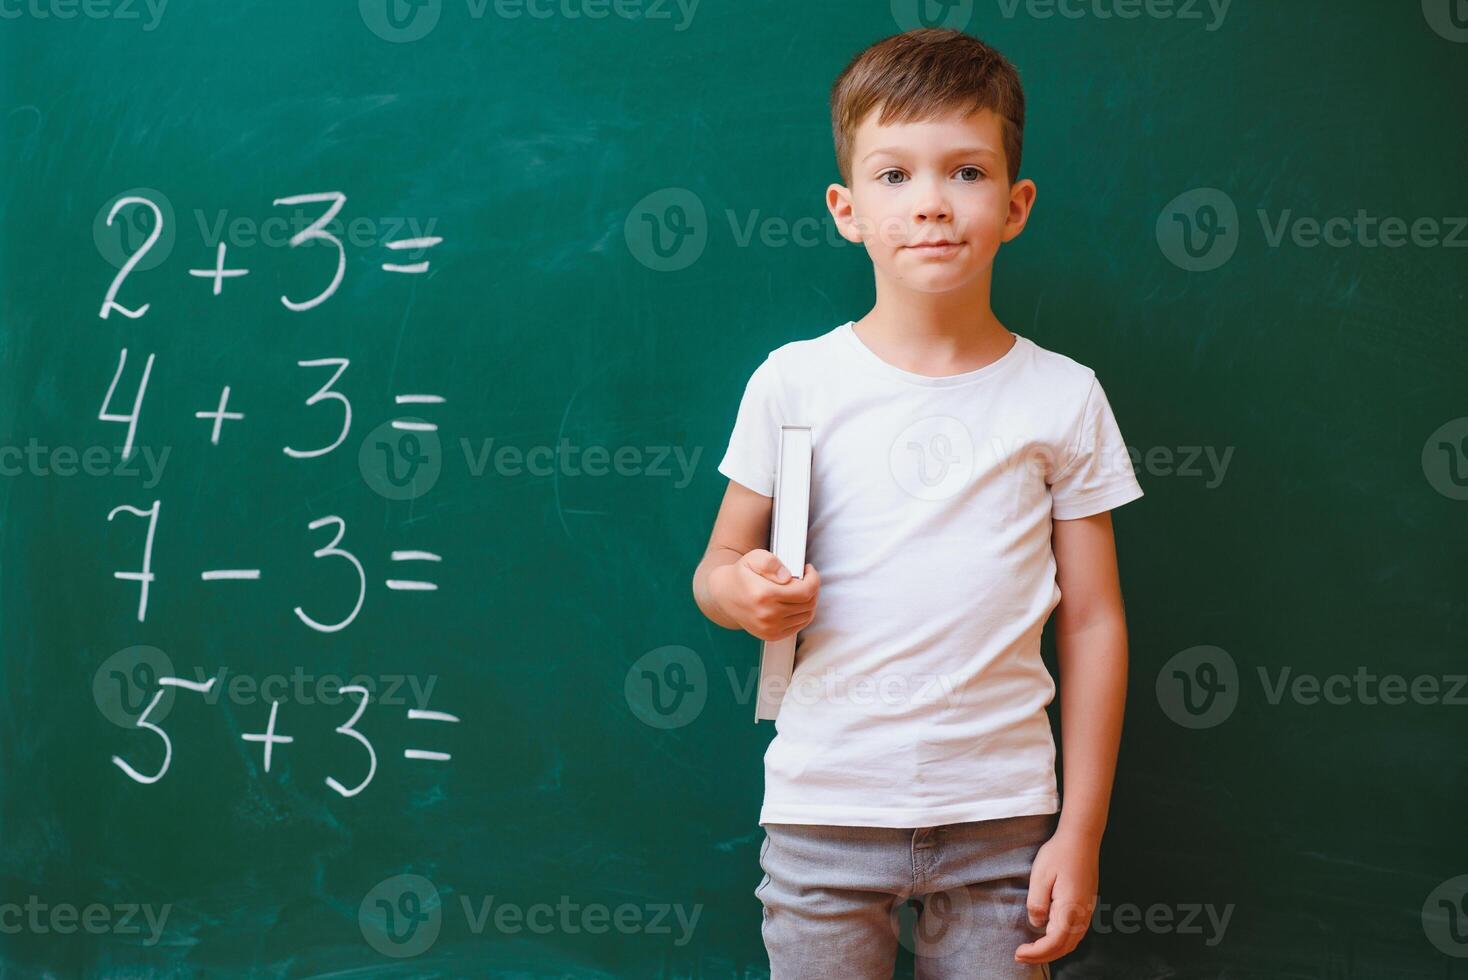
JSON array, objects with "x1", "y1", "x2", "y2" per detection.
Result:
[
  {"x1": 1051, "y1": 509, "x2": 1129, "y2": 844},
  {"x1": 1016, "y1": 509, "x2": 1129, "y2": 966},
  {"x1": 693, "y1": 480, "x2": 773, "y2": 629}
]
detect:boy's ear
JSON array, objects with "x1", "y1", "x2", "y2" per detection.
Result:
[
  {"x1": 1002, "y1": 178, "x2": 1039, "y2": 243},
  {"x1": 826, "y1": 183, "x2": 864, "y2": 245}
]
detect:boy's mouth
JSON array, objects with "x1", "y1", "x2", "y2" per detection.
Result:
[{"x1": 904, "y1": 240, "x2": 964, "y2": 256}]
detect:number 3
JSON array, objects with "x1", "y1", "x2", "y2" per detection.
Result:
[{"x1": 274, "y1": 191, "x2": 346, "y2": 312}]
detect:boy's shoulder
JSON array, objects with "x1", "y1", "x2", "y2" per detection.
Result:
[
  {"x1": 1015, "y1": 333, "x2": 1101, "y2": 391},
  {"x1": 758, "y1": 322, "x2": 848, "y2": 372}
]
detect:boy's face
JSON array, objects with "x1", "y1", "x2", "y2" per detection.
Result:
[{"x1": 827, "y1": 106, "x2": 1037, "y2": 295}]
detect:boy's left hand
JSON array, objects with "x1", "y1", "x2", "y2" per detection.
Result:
[{"x1": 1014, "y1": 828, "x2": 1100, "y2": 966}]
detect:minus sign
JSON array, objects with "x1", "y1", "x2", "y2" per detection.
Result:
[
  {"x1": 201, "y1": 570, "x2": 261, "y2": 580},
  {"x1": 404, "y1": 750, "x2": 452, "y2": 761},
  {"x1": 386, "y1": 580, "x2": 438, "y2": 591}
]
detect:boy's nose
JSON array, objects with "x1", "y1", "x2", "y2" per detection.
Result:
[{"x1": 911, "y1": 183, "x2": 952, "y2": 222}]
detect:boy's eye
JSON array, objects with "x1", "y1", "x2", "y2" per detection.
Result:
[
  {"x1": 956, "y1": 166, "x2": 983, "y2": 181},
  {"x1": 878, "y1": 170, "x2": 906, "y2": 185}
]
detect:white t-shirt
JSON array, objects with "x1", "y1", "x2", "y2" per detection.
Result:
[{"x1": 718, "y1": 321, "x2": 1144, "y2": 828}]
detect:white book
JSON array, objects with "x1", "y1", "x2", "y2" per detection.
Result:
[{"x1": 756, "y1": 425, "x2": 812, "y2": 722}]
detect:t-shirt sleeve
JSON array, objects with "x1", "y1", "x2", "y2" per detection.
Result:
[
  {"x1": 716, "y1": 356, "x2": 783, "y2": 497},
  {"x1": 1048, "y1": 375, "x2": 1145, "y2": 520}
]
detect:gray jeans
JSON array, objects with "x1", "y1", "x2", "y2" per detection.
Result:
[{"x1": 756, "y1": 812, "x2": 1059, "y2": 980}]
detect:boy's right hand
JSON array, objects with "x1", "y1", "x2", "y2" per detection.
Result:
[{"x1": 710, "y1": 550, "x2": 821, "y2": 642}]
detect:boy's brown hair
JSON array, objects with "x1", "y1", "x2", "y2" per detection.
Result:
[{"x1": 830, "y1": 28, "x2": 1026, "y2": 187}]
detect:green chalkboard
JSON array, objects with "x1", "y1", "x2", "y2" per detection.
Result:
[{"x1": 1, "y1": 0, "x2": 1465, "y2": 976}]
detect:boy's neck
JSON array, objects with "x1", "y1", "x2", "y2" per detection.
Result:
[{"x1": 854, "y1": 267, "x2": 1014, "y2": 377}]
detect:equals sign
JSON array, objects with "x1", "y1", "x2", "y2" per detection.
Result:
[
  {"x1": 405, "y1": 708, "x2": 459, "y2": 762},
  {"x1": 386, "y1": 550, "x2": 440, "y2": 592},
  {"x1": 393, "y1": 393, "x2": 444, "y2": 433},
  {"x1": 382, "y1": 236, "x2": 443, "y2": 275}
]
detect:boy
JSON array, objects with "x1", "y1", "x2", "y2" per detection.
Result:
[{"x1": 691, "y1": 28, "x2": 1142, "y2": 980}]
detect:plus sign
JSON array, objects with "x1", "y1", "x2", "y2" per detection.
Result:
[
  {"x1": 241, "y1": 700, "x2": 294, "y2": 774},
  {"x1": 188, "y1": 242, "x2": 250, "y2": 296},
  {"x1": 195, "y1": 386, "x2": 244, "y2": 445}
]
